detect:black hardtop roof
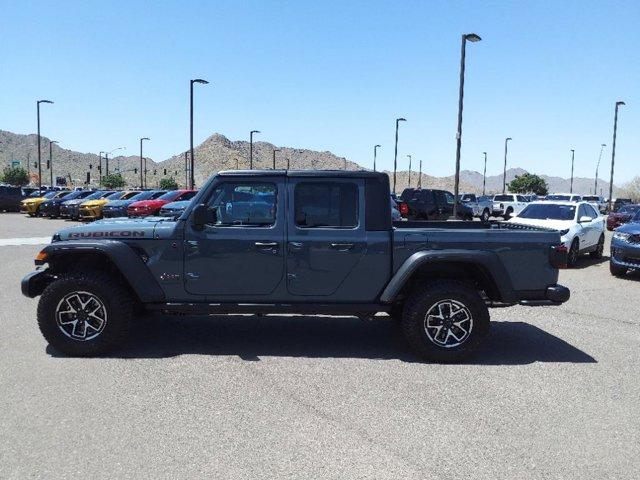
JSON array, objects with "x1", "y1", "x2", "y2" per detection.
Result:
[{"x1": 217, "y1": 169, "x2": 388, "y2": 180}]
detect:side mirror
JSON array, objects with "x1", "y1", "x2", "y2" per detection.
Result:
[
  {"x1": 192, "y1": 204, "x2": 216, "y2": 230},
  {"x1": 579, "y1": 216, "x2": 592, "y2": 223}
]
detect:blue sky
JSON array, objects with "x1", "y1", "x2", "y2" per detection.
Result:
[{"x1": 1, "y1": 0, "x2": 638, "y2": 183}]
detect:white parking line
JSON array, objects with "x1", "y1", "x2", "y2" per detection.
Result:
[{"x1": 0, "y1": 237, "x2": 51, "y2": 246}]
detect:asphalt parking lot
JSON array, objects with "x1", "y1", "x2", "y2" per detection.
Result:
[{"x1": 1, "y1": 212, "x2": 638, "y2": 479}]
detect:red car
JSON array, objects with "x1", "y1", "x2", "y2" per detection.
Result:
[
  {"x1": 607, "y1": 204, "x2": 640, "y2": 231},
  {"x1": 127, "y1": 189, "x2": 197, "y2": 217}
]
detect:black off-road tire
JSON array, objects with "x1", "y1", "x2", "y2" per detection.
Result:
[
  {"x1": 37, "y1": 270, "x2": 134, "y2": 356},
  {"x1": 609, "y1": 262, "x2": 626, "y2": 277},
  {"x1": 567, "y1": 238, "x2": 580, "y2": 268},
  {"x1": 401, "y1": 280, "x2": 490, "y2": 363},
  {"x1": 481, "y1": 209, "x2": 490, "y2": 222},
  {"x1": 503, "y1": 207, "x2": 513, "y2": 220},
  {"x1": 590, "y1": 234, "x2": 605, "y2": 259}
]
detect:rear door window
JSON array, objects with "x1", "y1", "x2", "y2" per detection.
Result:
[{"x1": 294, "y1": 182, "x2": 358, "y2": 228}]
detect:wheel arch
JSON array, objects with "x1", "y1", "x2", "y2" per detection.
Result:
[
  {"x1": 380, "y1": 250, "x2": 513, "y2": 304},
  {"x1": 37, "y1": 240, "x2": 164, "y2": 303}
]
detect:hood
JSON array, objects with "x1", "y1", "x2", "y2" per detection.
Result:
[
  {"x1": 82, "y1": 199, "x2": 109, "y2": 207},
  {"x1": 508, "y1": 217, "x2": 572, "y2": 231},
  {"x1": 615, "y1": 221, "x2": 640, "y2": 234},
  {"x1": 54, "y1": 216, "x2": 177, "y2": 241},
  {"x1": 23, "y1": 197, "x2": 44, "y2": 204},
  {"x1": 129, "y1": 199, "x2": 166, "y2": 208},
  {"x1": 161, "y1": 200, "x2": 191, "y2": 210}
]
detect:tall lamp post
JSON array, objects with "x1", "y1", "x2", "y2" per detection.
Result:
[
  {"x1": 502, "y1": 137, "x2": 512, "y2": 193},
  {"x1": 249, "y1": 130, "x2": 260, "y2": 169},
  {"x1": 569, "y1": 149, "x2": 575, "y2": 193},
  {"x1": 393, "y1": 117, "x2": 407, "y2": 194},
  {"x1": 272, "y1": 148, "x2": 280, "y2": 169},
  {"x1": 139, "y1": 137, "x2": 150, "y2": 188},
  {"x1": 190, "y1": 78, "x2": 209, "y2": 189},
  {"x1": 36, "y1": 99, "x2": 54, "y2": 190},
  {"x1": 482, "y1": 151, "x2": 487, "y2": 195},
  {"x1": 373, "y1": 144, "x2": 381, "y2": 172},
  {"x1": 184, "y1": 152, "x2": 189, "y2": 187},
  {"x1": 608, "y1": 101, "x2": 625, "y2": 211},
  {"x1": 595, "y1": 143, "x2": 606, "y2": 194},
  {"x1": 407, "y1": 154, "x2": 412, "y2": 187},
  {"x1": 105, "y1": 147, "x2": 126, "y2": 176},
  {"x1": 453, "y1": 33, "x2": 482, "y2": 219},
  {"x1": 48, "y1": 140, "x2": 58, "y2": 187},
  {"x1": 418, "y1": 159, "x2": 423, "y2": 188}
]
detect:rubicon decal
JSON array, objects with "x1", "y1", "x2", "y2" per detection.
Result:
[{"x1": 68, "y1": 231, "x2": 146, "y2": 238}]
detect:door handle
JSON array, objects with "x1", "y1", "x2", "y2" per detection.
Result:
[
  {"x1": 255, "y1": 241, "x2": 278, "y2": 249},
  {"x1": 330, "y1": 242, "x2": 354, "y2": 251},
  {"x1": 288, "y1": 241, "x2": 304, "y2": 252}
]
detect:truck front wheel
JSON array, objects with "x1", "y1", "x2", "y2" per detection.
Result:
[
  {"x1": 401, "y1": 281, "x2": 489, "y2": 362},
  {"x1": 37, "y1": 270, "x2": 134, "y2": 356}
]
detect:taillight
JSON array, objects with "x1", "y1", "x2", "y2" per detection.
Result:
[
  {"x1": 399, "y1": 202, "x2": 409, "y2": 217},
  {"x1": 550, "y1": 244, "x2": 568, "y2": 269}
]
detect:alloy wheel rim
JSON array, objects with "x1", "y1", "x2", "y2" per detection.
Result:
[
  {"x1": 55, "y1": 291, "x2": 107, "y2": 341},
  {"x1": 423, "y1": 299, "x2": 473, "y2": 348}
]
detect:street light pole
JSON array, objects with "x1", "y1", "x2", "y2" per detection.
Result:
[
  {"x1": 393, "y1": 117, "x2": 407, "y2": 194},
  {"x1": 190, "y1": 78, "x2": 209, "y2": 189},
  {"x1": 407, "y1": 154, "x2": 412, "y2": 187},
  {"x1": 36, "y1": 99, "x2": 54, "y2": 190},
  {"x1": 48, "y1": 140, "x2": 58, "y2": 188},
  {"x1": 373, "y1": 144, "x2": 381, "y2": 172},
  {"x1": 418, "y1": 159, "x2": 423, "y2": 188},
  {"x1": 184, "y1": 152, "x2": 188, "y2": 187},
  {"x1": 105, "y1": 147, "x2": 126, "y2": 177},
  {"x1": 595, "y1": 143, "x2": 605, "y2": 195},
  {"x1": 453, "y1": 33, "x2": 481, "y2": 219},
  {"x1": 502, "y1": 137, "x2": 512, "y2": 193},
  {"x1": 139, "y1": 137, "x2": 150, "y2": 188},
  {"x1": 608, "y1": 101, "x2": 625, "y2": 211},
  {"x1": 272, "y1": 148, "x2": 280, "y2": 169},
  {"x1": 249, "y1": 130, "x2": 260, "y2": 169},
  {"x1": 98, "y1": 151, "x2": 106, "y2": 184},
  {"x1": 482, "y1": 151, "x2": 487, "y2": 196},
  {"x1": 569, "y1": 149, "x2": 575, "y2": 193}
]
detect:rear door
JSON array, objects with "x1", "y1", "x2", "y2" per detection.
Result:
[{"x1": 286, "y1": 178, "x2": 366, "y2": 296}]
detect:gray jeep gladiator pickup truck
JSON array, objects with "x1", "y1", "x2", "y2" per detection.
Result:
[{"x1": 22, "y1": 170, "x2": 570, "y2": 362}]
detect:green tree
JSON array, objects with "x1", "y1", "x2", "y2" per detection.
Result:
[
  {"x1": 100, "y1": 173, "x2": 126, "y2": 189},
  {"x1": 1, "y1": 166, "x2": 30, "y2": 186},
  {"x1": 507, "y1": 173, "x2": 548, "y2": 196},
  {"x1": 159, "y1": 177, "x2": 178, "y2": 190}
]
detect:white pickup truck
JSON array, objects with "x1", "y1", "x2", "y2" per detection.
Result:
[{"x1": 492, "y1": 194, "x2": 529, "y2": 219}]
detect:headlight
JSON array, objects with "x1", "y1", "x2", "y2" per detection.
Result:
[
  {"x1": 613, "y1": 232, "x2": 631, "y2": 242},
  {"x1": 559, "y1": 229, "x2": 569, "y2": 236}
]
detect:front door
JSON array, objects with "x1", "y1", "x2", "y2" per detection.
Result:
[
  {"x1": 184, "y1": 178, "x2": 285, "y2": 297},
  {"x1": 286, "y1": 178, "x2": 366, "y2": 296}
]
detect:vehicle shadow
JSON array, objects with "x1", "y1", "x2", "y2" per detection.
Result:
[
  {"x1": 47, "y1": 315, "x2": 596, "y2": 365},
  {"x1": 572, "y1": 255, "x2": 609, "y2": 269}
]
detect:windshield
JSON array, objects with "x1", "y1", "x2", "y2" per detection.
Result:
[
  {"x1": 582, "y1": 196, "x2": 600, "y2": 202},
  {"x1": 546, "y1": 194, "x2": 571, "y2": 201},
  {"x1": 619, "y1": 205, "x2": 640, "y2": 214},
  {"x1": 493, "y1": 195, "x2": 512, "y2": 202},
  {"x1": 158, "y1": 191, "x2": 182, "y2": 201},
  {"x1": 106, "y1": 191, "x2": 128, "y2": 200},
  {"x1": 42, "y1": 191, "x2": 58, "y2": 199},
  {"x1": 59, "y1": 190, "x2": 86, "y2": 201},
  {"x1": 518, "y1": 203, "x2": 576, "y2": 220}
]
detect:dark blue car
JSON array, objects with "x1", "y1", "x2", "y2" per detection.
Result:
[{"x1": 610, "y1": 209, "x2": 640, "y2": 277}]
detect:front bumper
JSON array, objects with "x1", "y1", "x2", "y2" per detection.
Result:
[
  {"x1": 102, "y1": 207, "x2": 128, "y2": 218},
  {"x1": 21, "y1": 203, "x2": 38, "y2": 214},
  {"x1": 79, "y1": 206, "x2": 103, "y2": 220},
  {"x1": 21, "y1": 269, "x2": 54, "y2": 298},
  {"x1": 611, "y1": 243, "x2": 640, "y2": 270}
]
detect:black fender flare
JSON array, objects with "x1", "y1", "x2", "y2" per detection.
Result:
[
  {"x1": 379, "y1": 249, "x2": 515, "y2": 303},
  {"x1": 37, "y1": 240, "x2": 164, "y2": 303}
]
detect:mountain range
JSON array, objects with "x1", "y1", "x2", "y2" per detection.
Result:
[{"x1": 0, "y1": 129, "x2": 620, "y2": 196}]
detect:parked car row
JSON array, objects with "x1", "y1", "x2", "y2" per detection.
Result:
[{"x1": 5, "y1": 187, "x2": 197, "y2": 221}]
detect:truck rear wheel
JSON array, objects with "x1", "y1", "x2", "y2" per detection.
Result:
[
  {"x1": 37, "y1": 270, "x2": 133, "y2": 356},
  {"x1": 401, "y1": 281, "x2": 489, "y2": 363}
]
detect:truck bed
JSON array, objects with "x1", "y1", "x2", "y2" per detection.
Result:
[{"x1": 393, "y1": 220, "x2": 557, "y2": 232}]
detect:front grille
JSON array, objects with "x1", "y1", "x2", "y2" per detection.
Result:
[
  {"x1": 628, "y1": 234, "x2": 640, "y2": 244},
  {"x1": 622, "y1": 256, "x2": 640, "y2": 266}
]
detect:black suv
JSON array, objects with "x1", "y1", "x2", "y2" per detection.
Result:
[
  {"x1": 400, "y1": 188, "x2": 473, "y2": 220},
  {"x1": 0, "y1": 185, "x2": 24, "y2": 212}
]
